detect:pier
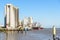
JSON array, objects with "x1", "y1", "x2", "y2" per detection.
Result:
[{"x1": 0, "y1": 28, "x2": 24, "y2": 31}]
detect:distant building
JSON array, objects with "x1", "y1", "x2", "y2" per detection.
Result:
[
  {"x1": 5, "y1": 4, "x2": 19, "y2": 29},
  {"x1": 0, "y1": 25, "x2": 4, "y2": 28},
  {"x1": 28, "y1": 17, "x2": 33, "y2": 23},
  {"x1": 23, "y1": 17, "x2": 28, "y2": 28},
  {"x1": 23, "y1": 17, "x2": 33, "y2": 29},
  {"x1": 28, "y1": 17, "x2": 33, "y2": 28}
]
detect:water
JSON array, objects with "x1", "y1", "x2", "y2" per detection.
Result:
[{"x1": 0, "y1": 28, "x2": 60, "y2": 40}]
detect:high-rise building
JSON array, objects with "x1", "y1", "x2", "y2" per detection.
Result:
[
  {"x1": 23, "y1": 17, "x2": 28, "y2": 28},
  {"x1": 5, "y1": 4, "x2": 19, "y2": 29},
  {"x1": 28, "y1": 17, "x2": 33, "y2": 24},
  {"x1": 28, "y1": 17, "x2": 33, "y2": 27},
  {"x1": 22, "y1": 17, "x2": 33, "y2": 29}
]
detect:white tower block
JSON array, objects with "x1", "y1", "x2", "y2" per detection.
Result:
[{"x1": 5, "y1": 4, "x2": 19, "y2": 29}]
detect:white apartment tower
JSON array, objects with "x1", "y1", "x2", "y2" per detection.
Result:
[
  {"x1": 28, "y1": 17, "x2": 33, "y2": 24},
  {"x1": 23, "y1": 17, "x2": 33, "y2": 28},
  {"x1": 28, "y1": 17, "x2": 33, "y2": 27},
  {"x1": 5, "y1": 4, "x2": 19, "y2": 29},
  {"x1": 23, "y1": 17, "x2": 28, "y2": 28}
]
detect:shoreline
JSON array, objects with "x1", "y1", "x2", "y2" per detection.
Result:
[{"x1": 0, "y1": 28, "x2": 23, "y2": 31}]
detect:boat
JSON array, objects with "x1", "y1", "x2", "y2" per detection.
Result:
[
  {"x1": 32, "y1": 26, "x2": 43, "y2": 30},
  {"x1": 32, "y1": 26, "x2": 39, "y2": 30},
  {"x1": 39, "y1": 27, "x2": 43, "y2": 30}
]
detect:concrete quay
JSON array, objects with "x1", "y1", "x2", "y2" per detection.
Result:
[{"x1": 0, "y1": 28, "x2": 24, "y2": 31}]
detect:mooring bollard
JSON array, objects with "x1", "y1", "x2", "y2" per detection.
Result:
[{"x1": 52, "y1": 25, "x2": 56, "y2": 40}]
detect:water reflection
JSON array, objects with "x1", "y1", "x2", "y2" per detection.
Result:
[
  {"x1": 6, "y1": 31, "x2": 21, "y2": 40},
  {"x1": 0, "y1": 32, "x2": 6, "y2": 40},
  {"x1": 5, "y1": 31, "x2": 51, "y2": 40},
  {"x1": 0, "y1": 28, "x2": 60, "y2": 40}
]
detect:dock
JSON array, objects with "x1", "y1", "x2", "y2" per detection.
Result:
[{"x1": 0, "y1": 28, "x2": 24, "y2": 31}]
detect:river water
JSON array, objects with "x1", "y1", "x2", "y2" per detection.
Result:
[{"x1": 0, "y1": 28, "x2": 60, "y2": 40}]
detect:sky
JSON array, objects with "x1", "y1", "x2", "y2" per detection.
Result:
[{"x1": 0, "y1": 0, "x2": 60, "y2": 28}]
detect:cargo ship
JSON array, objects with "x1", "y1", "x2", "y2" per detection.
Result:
[{"x1": 32, "y1": 26, "x2": 43, "y2": 30}]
